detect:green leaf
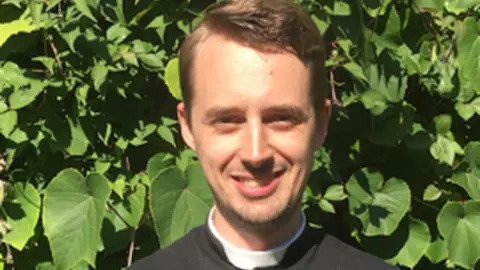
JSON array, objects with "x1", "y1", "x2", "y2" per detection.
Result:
[
  {"x1": 122, "y1": 52, "x2": 138, "y2": 67},
  {"x1": 323, "y1": 184, "x2": 347, "y2": 201},
  {"x1": 0, "y1": 10, "x2": 36, "y2": 48},
  {"x1": 324, "y1": 0, "x2": 351, "y2": 16},
  {"x1": 368, "y1": 104, "x2": 415, "y2": 147},
  {"x1": 72, "y1": 0, "x2": 97, "y2": 22},
  {"x1": 91, "y1": 62, "x2": 108, "y2": 91},
  {"x1": 465, "y1": 141, "x2": 480, "y2": 168},
  {"x1": 3, "y1": 182, "x2": 41, "y2": 251},
  {"x1": 0, "y1": 61, "x2": 28, "y2": 86},
  {"x1": 380, "y1": 7, "x2": 402, "y2": 47},
  {"x1": 106, "y1": 24, "x2": 130, "y2": 44},
  {"x1": 112, "y1": 175, "x2": 126, "y2": 199},
  {"x1": 472, "y1": 97, "x2": 480, "y2": 115},
  {"x1": 0, "y1": 99, "x2": 7, "y2": 113},
  {"x1": 404, "y1": 123, "x2": 434, "y2": 150},
  {"x1": 437, "y1": 201, "x2": 480, "y2": 269},
  {"x1": 157, "y1": 125, "x2": 176, "y2": 147},
  {"x1": 434, "y1": 114, "x2": 452, "y2": 135},
  {"x1": 310, "y1": 14, "x2": 329, "y2": 35},
  {"x1": 176, "y1": 149, "x2": 198, "y2": 172},
  {"x1": 149, "y1": 162, "x2": 213, "y2": 248},
  {"x1": 147, "y1": 15, "x2": 171, "y2": 42},
  {"x1": 449, "y1": 169, "x2": 480, "y2": 200},
  {"x1": 362, "y1": 54, "x2": 407, "y2": 108},
  {"x1": 455, "y1": 101, "x2": 476, "y2": 121},
  {"x1": 32, "y1": 56, "x2": 55, "y2": 74},
  {"x1": 318, "y1": 198, "x2": 336, "y2": 214},
  {"x1": 164, "y1": 57, "x2": 182, "y2": 100},
  {"x1": 65, "y1": 117, "x2": 89, "y2": 156},
  {"x1": 60, "y1": 25, "x2": 81, "y2": 52},
  {"x1": 363, "y1": 0, "x2": 392, "y2": 17},
  {"x1": 0, "y1": 110, "x2": 17, "y2": 137},
  {"x1": 445, "y1": 0, "x2": 480, "y2": 14},
  {"x1": 126, "y1": 184, "x2": 146, "y2": 228},
  {"x1": 43, "y1": 169, "x2": 111, "y2": 270},
  {"x1": 388, "y1": 218, "x2": 431, "y2": 268},
  {"x1": 415, "y1": 0, "x2": 444, "y2": 11},
  {"x1": 109, "y1": 184, "x2": 146, "y2": 229},
  {"x1": 9, "y1": 80, "x2": 45, "y2": 110},
  {"x1": 94, "y1": 159, "x2": 110, "y2": 174},
  {"x1": 344, "y1": 62, "x2": 367, "y2": 81},
  {"x1": 346, "y1": 168, "x2": 411, "y2": 236},
  {"x1": 423, "y1": 184, "x2": 442, "y2": 201},
  {"x1": 138, "y1": 53, "x2": 164, "y2": 71},
  {"x1": 425, "y1": 237, "x2": 448, "y2": 264},
  {"x1": 430, "y1": 136, "x2": 455, "y2": 166},
  {"x1": 456, "y1": 17, "x2": 480, "y2": 94}
]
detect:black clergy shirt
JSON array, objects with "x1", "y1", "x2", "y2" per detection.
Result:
[{"x1": 129, "y1": 224, "x2": 398, "y2": 270}]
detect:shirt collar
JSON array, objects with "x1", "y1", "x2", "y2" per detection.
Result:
[{"x1": 207, "y1": 207, "x2": 306, "y2": 270}]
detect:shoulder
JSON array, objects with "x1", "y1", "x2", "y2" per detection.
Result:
[
  {"x1": 305, "y1": 227, "x2": 398, "y2": 269},
  {"x1": 128, "y1": 226, "x2": 205, "y2": 270}
]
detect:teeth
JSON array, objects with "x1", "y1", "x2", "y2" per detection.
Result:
[{"x1": 243, "y1": 179, "x2": 264, "y2": 188}]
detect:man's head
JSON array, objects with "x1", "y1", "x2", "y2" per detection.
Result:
[{"x1": 177, "y1": 0, "x2": 331, "y2": 230}]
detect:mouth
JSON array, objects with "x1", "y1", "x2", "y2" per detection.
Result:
[{"x1": 230, "y1": 169, "x2": 286, "y2": 198}]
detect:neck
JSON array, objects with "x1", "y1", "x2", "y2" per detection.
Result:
[{"x1": 211, "y1": 205, "x2": 304, "y2": 251}]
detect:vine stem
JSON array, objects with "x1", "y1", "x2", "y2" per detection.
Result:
[
  {"x1": 127, "y1": 229, "x2": 136, "y2": 267},
  {"x1": 412, "y1": 196, "x2": 440, "y2": 212},
  {"x1": 4, "y1": 243, "x2": 12, "y2": 265},
  {"x1": 47, "y1": 37, "x2": 63, "y2": 72},
  {"x1": 107, "y1": 202, "x2": 130, "y2": 228},
  {"x1": 106, "y1": 201, "x2": 137, "y2": 265},
  {"x1": 58, "y1": 0, "x2": 63, "y2": 19},
  {"x1": 329, "y1": 71, "x2": 343, "y2": 107}
]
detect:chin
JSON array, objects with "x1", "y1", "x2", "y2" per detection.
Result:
[{"x1": 228, "y1": 195, "x2": 297, "y2": 227}]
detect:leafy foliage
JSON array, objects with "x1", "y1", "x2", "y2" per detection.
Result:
[{"x1": 0, "y1": 0, "x2": 479, "y2": 269}]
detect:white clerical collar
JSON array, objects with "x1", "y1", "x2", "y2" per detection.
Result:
[{"x1": 207, "y1": 207, "x2": 306, "y2": 270}]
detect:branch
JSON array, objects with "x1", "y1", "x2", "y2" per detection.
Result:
[
  {"x1": 107, "y1": 202, "x2": 130, "y2": 228},
  {"x1": 412, "y1": 196, "x2": 440, "y2": 212},
  {"x1": 58, "y1": 0, "x2": 63, "y2": 19},
  {"x1": 4, "y1": 243, "x2": 12, "y2": 265},
  {"x1": 127, "y1": 229, "x2": 136, "y2": 267},
  {"x1": 47, "y1": 36, "x2": 63, "y2": 72},
  {"x1": 329, "y1": 71, "x2": 343, "y2": 107}
]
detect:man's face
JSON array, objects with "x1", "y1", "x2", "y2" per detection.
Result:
[{"x1": 178, "y1": 34, "x2": 330, "y2": 226}]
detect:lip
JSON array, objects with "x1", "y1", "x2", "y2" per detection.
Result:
[
  {"x1": 231, "y1": 169, "x2": 285, "y2": 199},
  {"x1": 230, "y1": 168, "x2": 285, "y2": 181}
]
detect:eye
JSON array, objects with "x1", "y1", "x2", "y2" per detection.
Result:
[
  {"x1": 265, "y1": 114, "x2": 300, "y2": 129},
  {"x1": 211, "y1": 115, "x2": 245, "y2": 133},
  {"x1": 215, "y1": 115, "x2": 244, "y2": 124}
]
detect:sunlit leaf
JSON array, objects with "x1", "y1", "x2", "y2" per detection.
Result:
[
  {"x1": 148, "y1": 160, "x2": 213, "y2": 248},
  {"x1": 164, "y1": 57, "x2": 182, "y2": 100},
  {"x1": 43, "y1": 169, "x2": 111, "y2": 270},
  {"x1": 346, "y1": 168, "x2": 411, "y2": 236},
  {"x1": 3, "y1": 182, "x2": 41, "y2": 251},
  {"x1": 437, "y1": 201, "x2": 480, "y2": 269}
]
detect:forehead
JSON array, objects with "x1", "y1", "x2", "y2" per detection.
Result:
[{"x1": 190, "y1": 34, "x2": 312, "y2": 110}]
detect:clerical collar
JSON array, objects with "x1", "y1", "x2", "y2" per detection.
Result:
[{"x1": 207, "y1": 207, "x2": 306, "y2": 270}]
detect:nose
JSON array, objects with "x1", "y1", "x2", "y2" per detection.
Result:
[{"x1": 239, "y1": 119, "x2": 273, "y2": 168}]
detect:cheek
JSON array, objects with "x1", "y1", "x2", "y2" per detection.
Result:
[
  {"x1": 270, "y1": 129, "x2": 316, "y2": 163},
  {"x1": 195, "y1": 132, "x2": 239, "y2": 172}
]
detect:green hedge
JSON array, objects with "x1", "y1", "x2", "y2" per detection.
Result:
[{"x1": 0, "y1": 0, "x2": 479, "y2": 269}]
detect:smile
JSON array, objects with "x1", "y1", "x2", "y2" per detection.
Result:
[{"x1": 230, "y1": 169, "x2": 286, "y2": 198}]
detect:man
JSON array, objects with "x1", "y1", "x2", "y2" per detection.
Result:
[{"x1": 131, "y1": 0, "x2": 397, "y2": 269}]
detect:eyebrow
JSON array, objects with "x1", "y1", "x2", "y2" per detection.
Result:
[
  {"x1": 202, "y1": 104, "x2": 310, "y2": 122},
  {"x1": 263, "y1": 105, "x2": 310, "y2": 121},
  {"x1": 203, "y1": 106, "x2": 244, "y2": 122}
]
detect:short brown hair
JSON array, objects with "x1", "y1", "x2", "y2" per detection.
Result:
[{"x1": 179, "y1": 0, "x2": 327, "y2": 119}]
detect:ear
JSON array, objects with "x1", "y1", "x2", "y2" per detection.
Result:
[
  {"x1": 177, "y1": 102, "x2": 197, "y2": 151},
  {"x1": 314, "y1": 99, "x2": 331, "y2": 149}
]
